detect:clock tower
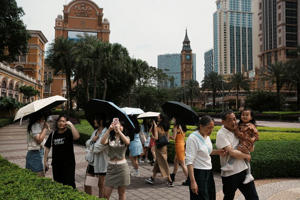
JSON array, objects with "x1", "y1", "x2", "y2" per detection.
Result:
[{"x1": 181, "y1": 29, "x2": 193, "y2": 86}]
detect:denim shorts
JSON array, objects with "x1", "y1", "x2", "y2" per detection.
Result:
[{"x1": 26, "y1": 149, "x2": 44, "y2": 172}]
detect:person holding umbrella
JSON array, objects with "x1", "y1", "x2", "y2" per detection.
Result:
[
  {"x1": 44, "y1": 114, "x2": 80, "y2": 189},
  {"x1": 26, "y1": 112, "x2": 49, "y2": 176},
  {"x1": 84, "y1": 114, "x2": 108, "y2": 198},
  {"x1": 145, "y1": 113, "x2": 173, "y2": 187},
  {"x1": 100, "y1": 119, "x2": 131, "y2": 200}
]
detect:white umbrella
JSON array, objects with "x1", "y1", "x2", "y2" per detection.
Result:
[
  {"x1": 137, "y1": 112, "x2": 160, "y2": 119},
  {"x1": 121, "y1": 107, "x2": 144, "y2": 116},
  {"x1": 14, "y1": 95, "x2": 67, "y2": 121}
]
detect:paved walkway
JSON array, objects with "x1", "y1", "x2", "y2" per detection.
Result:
[{"x1": 0, "y1": 123, "x2": 300, "y2": 200}]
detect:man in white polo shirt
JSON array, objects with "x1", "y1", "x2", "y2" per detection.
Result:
[{"x1": 216, "y1": 110, "x2": 259, "y2": 200}]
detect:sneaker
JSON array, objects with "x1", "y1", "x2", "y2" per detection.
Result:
[
  {"x1": 221, "y1": 164, "x2": 234, "y2": 172},
  {"x1": 145, "y1": 177, "x2": 154, "y2": 185},
  {"x1": 131, "y1": 169, "x2": 140, "y2": 177},
  {"x1": 182, "y1": 179, "x2": 190, "y2": 186},
  {"x1": 243, "y1": 174, "x2": 254, "y2": 184},
  {"x1": 144, "y1": 158, "x2": 150, "y2": 163},
  {"x1": 168, "y1": 181, "x2": 174, "y2": 187},
  {"x1": 170, "y1": 173, "x2": 175, "y2": 182},
  {"x1": 139, "y1": 158, "x2": 144, "y2": 163}
]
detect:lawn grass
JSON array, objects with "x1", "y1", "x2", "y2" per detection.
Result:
[
  {"x1": 262, "y1": 111, "x2": 300, "y2": 115},
  {"x1": 74, "y1": 119, "x2": 94, "y2": 135}
]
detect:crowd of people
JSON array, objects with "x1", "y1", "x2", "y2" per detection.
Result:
[{"x1": 25, "y1": 109, "x2": 259, "y2": 200}]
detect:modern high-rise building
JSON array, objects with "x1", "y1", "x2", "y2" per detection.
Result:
[
  {"x1": 213, "y1": 0, "x2": 253, "y2": 75},
  {"x1": 258, "y1": 0, "x2": 299, "y2": 67},
  {"x1": 204, "y1": 49, "x2": 214, "y2": 76},
  {"x1": 158, "y1": 30, "x2": 196, "y2": 88},
  {"x1": 158, "y1": 54, "x2": 181, "y2": 88},
  {"x1": 254, "y1": 0, "x2": 299, "y2": 90}
]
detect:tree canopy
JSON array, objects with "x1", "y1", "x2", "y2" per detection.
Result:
[{"x1": 0, "y1": 0, "x2": 30, "y2": 62}]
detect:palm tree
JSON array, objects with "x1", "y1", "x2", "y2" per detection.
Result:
[
  {"x1": 201, "y1": 71, "x2": 223, "y2": 109},
  {"x1": 46, "y1": 37, "x2": 76, "y2": 112},
  {"x1": 229, "y1": 73, "x2": 250, "y2": 110},
  {"x1": 260, "y1": 61, "x2": 288, "y2": 110},
  {"x1": 286, "y1": 46, "x2": 300, "y2": 110},
  {"x1": 73, "y1": 35, "x2": 95, "y2": 102}
]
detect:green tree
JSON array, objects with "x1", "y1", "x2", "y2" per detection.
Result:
[
  {"x1": 185, "y1": 80, "x2": 200, "y2": 106},
  {"x1": 286, "y1": 46, "x2": 300, "y2": 110},
  {"x1": 229, "y1": 73, "x2": 250, "y2": 110},
  {"x1": 46, "y1": 37, "x2": 76, "y2": 112},
  {"x1": 0, "y1": 0, "x2": 30, "y2": 62},
  {"x1": 19, "y1": 85, "x2": 39, "y2": 101},
  {"x1": 260, "y1": 61, "x2": 288, "y2": 110},
  {"x1": 201, "y1": 72, "x2": 223, "y2": 109},
  {"x1": 0, "y1": 97, "x2": 23, "y2": 117}
]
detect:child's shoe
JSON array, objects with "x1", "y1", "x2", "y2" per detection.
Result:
[{"x1": 243, "y1": 174, "x2": 254, "y2": 184}]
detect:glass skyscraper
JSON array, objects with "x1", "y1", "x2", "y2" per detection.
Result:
[
  {"x1": 204, "y1": 49, "x2": 214, "y2": 76},
  {"x1": 213, "y1": 0, "x2": 253, "y2": 75},
  {"x1": 158, "y1": 53, "x2": 196, "y2": 88}
]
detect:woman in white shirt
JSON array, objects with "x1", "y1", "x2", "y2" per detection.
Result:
[
  {"x1": 185, "y1": 115, "x2": 226, "y2": 200},
  {"x1": 84, "y1": 115, "x2": 108, "y2": 198},
  {"x1": 26, "y1": 112, "x2": 49, "y2": 177}
]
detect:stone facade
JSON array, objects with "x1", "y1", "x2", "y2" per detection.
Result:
[{"x1": 46, "y1": 0, "x2": 110, "y2": 97}]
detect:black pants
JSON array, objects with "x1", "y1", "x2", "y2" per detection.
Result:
[
  {"x1": 222, "y1": 170, "x2": 259, "y2": 200},
  {"x1": 52, "y1": 162, "x2": 76, "y2": 189},
  {"x1": 189, "y1": 169, "x2": 216, "y2": 200}
]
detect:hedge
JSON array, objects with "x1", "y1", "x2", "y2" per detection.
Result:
[
  {"x1": 0, "y1": 118, "x2": 12, "y2": 128},
  {"x1": 0, "y1": 156, "x2": 101, "y2": 200}
]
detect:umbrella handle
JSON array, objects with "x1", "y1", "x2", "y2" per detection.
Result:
[{"x1": 20, "y1": 115, "x2": 24, "y2": 126}]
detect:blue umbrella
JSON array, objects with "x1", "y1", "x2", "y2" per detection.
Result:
[{"x1": 85, "y1": 99, "x2": 135, "y2": 133}]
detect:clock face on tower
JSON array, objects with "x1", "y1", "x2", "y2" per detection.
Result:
[{"x1": 185, "y1": 55, "x2": 191, "y2": 60}]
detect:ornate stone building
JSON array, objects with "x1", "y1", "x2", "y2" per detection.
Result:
[
  {"x1": 0, "y1": 30, "x2": 48, "y2": 102},
  {"x1": 45, "y1": 0, "x2": 110, "y2": 97}
]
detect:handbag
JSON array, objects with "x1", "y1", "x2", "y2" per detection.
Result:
[
  {"x1": 85, "y1": 142, "x2": 95, "y2": 163},
  {"x1": 156, "y1": 135, "x2": 169, "y2": 149}
]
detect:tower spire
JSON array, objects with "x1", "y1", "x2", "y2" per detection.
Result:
[{"x1": 182, "y1": 29, "x2": 191, "y2": 51}]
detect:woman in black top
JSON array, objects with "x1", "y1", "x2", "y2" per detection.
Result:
[{"x1": 44, "y1": 115, "x2": 80, "y2": 188}]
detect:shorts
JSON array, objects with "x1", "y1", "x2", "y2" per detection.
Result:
[{"x1": 86, "y1": 164, "x2": 106, "y2": 176}]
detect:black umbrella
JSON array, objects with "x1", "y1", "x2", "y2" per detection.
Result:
[
  {"x1": 85, "y1": 99, "x2": 135, "y2": 132},
  {"x1": 161, "y1": 101, "x2": 199, "y2": 125}
]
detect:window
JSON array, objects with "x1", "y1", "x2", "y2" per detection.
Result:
[
  {"x1": 278, "y1": 37, "x2": 281, "y2": 45},
  {"x1": 278, "y1": 13, "x2": 281, "y2": 21},
  {"x1": 259, "y1": 2, "x2": 262, "y2": 10},
  {"x1": 260, "y1": 24, "x2": 262, "y2": 30}
]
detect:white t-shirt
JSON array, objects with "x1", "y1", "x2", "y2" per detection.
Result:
[
  {"x1": 27, "y1": 122, "x2": 42, "y2": 150},
  {"x1": 185, "y1": 131, "x2": 213, "y2": 170},
  {"x1": 216, "y1": 126, "x2": 248, "y2": 177}
]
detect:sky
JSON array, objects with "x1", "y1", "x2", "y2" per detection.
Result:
[{"x1": 16, "y1": 0, "x2": 216, "y2": 83}]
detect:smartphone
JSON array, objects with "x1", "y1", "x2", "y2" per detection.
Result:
[{"x1": 113, "y1": 118, "x2": 119, "y2": 124}]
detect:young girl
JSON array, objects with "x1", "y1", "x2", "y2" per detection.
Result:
[
  {"x1": 128, "y1": 115, "x2": 143, "y2": 176},
  {"x1": 221, "y1": 108, "x2": 259, "y2": 184}
]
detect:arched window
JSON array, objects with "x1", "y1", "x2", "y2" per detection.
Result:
[
  {"x1": 1, "y1": 80, "x2": 7, "y2": 88},
  {"x1": 9, "y1": 81, "x2": 14, "y2": 90}
]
